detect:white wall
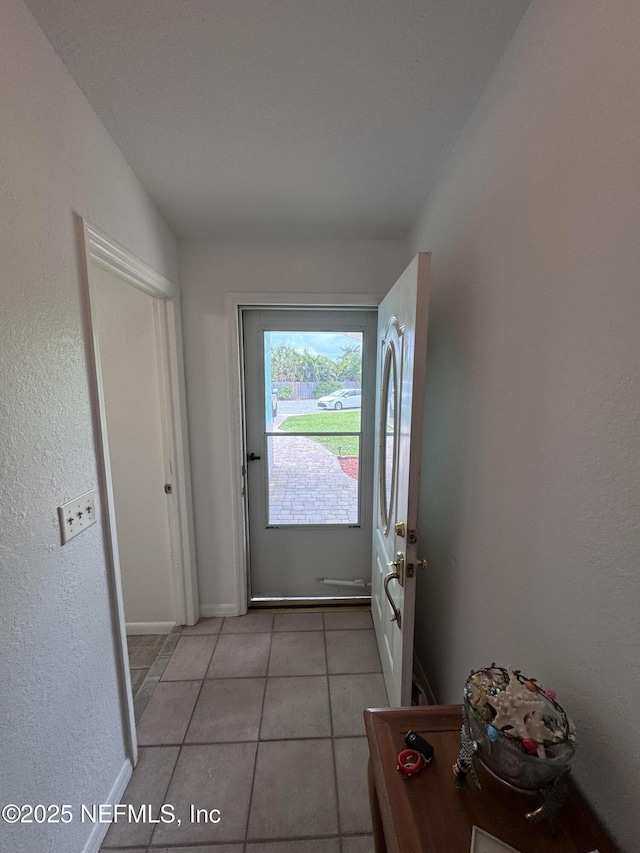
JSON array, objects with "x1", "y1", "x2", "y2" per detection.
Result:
[
  {"x1": 0, "y1": 1, "x2": 177, "y2": 850},
  {"x1": 178, "y1": 239, "x2": 407, "y2": 614},
  {"x1": 92, "y1": 266, "x2": 176, "y2": 630},
  {"x1": 410, "y1": 0, "x2": 640, "y2": 848}
]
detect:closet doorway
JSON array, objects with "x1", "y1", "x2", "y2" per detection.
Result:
[{"x1": 82, "y1": 221, "x2": 198, "y2": 760}]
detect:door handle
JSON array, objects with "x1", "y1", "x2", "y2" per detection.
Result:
[
  {"x1": 387, "y1": 551, "x2": 405, "y2": 586},
  {"x1": 247, "y1": 452, "x2": 261, "y2": 461},
  {"x1": 383, "y1": 569, "x2": 402, "y2": 630}
]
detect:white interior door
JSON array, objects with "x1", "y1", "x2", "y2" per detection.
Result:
[
  {"x1": 371, "y1": 253, "x2": 430, "y2": 706},
  {"x1": 92, "y1": 265, "x2": 176, "y2": 632}
]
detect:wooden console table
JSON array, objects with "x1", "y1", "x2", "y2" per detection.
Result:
[{"x1": 364, "y1": 705, "x2": 618, "y2": 853}]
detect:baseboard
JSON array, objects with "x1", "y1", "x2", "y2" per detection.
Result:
[
  {"x1": 413, "y1": 651, "x2": 437, "y2": 705},
  {"x1": 82, "y1": 758, "x2": 132, "y2": 853},
  {"x1": 125, "y1": 621, "x2": 175, "y2": 635},
  {"x1": 199, "y1": 603, "x2": 242, "y2": 618}
]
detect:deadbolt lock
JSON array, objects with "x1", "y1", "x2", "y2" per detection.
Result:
[{"x1": 395, "y1": 521, "x2": 406, "y2": 538}]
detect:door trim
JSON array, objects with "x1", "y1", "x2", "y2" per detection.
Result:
[
  {"x1": 226, "y1": 292, "x2": 382, "y2": 615},
  {"x1": 79, "y1": 218, "x2": 199, "y2": 764}
]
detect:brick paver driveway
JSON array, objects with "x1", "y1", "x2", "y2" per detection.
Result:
[{"x1": 268, "y1": 434, "x2": 358, "y2": 525}]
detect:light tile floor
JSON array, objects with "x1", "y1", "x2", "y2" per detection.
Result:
[
  {"x1": 127, "y1": 635, "x2": 167, "y2": 696},
  {"x1": 102, "y1": 609, "x2": 387, "y2": 853},
  {"x1": 129, "y1": 628, "x2": 184, "y2": 724}
]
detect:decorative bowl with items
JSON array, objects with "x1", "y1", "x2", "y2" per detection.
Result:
[{"x1": 455, "y1": 665, "x2": 576, "y2": 821}]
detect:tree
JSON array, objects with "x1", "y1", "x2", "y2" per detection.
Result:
[
  {"x1": 270, "y1": 344, "x2": 338, "y2": 383},
  {"x1": 271, "y1": 344, "x2": 301, "y2": 381},
  {"x1": 336, "y1": 343, "x2": 362, "y2": 383}
]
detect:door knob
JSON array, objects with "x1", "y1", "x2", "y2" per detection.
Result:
[
  {"x1": 247, "y1": 452, "x2": 261, "y2": 461},
  {"x1": 417, "y1": 558, "x2": 427, "y2": 570}
]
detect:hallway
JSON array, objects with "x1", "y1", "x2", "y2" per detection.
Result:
[{"x1": 102, "y1": 609, "x2": 387, "y2": 852}]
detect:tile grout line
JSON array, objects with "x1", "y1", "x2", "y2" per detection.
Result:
[
  {"x1": 138, "y1": 733, "x2": 367, "y2": 749},
  {"x1": 242, "y1": 831, "x2": 345, "y2": 846},
  {"x1": 323, "y1": 618, "x2": 345, "y2": 853},
  {"x1": 164, "y1": 668, "x2": 383, "y2": 682},
  {"x1": 111, "y1": 833, "x2": 367, "y2": 851},
  {"x1": 107, "y1": 839, "x2": 366, "y2": 852},
  {"x1": 242, "y1": 619, "x2": 274, "y2": 845},
  {"x1": 144, "y1": 629, "x2": 218, "y2": 849}
]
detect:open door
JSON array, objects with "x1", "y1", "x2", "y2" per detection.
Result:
[{"x1": 371, "y1": 253, "x2": 430, "y2": 707}]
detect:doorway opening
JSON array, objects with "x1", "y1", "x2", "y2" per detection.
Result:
[
  {"x1": 229, "y1": 254, "x2": 430, "y2": 705},
  {"x1": 241, "y1": 308, "x2": 377, "y2": 604},
  {"x1": 82, "y1": 220, "x2": 198, "y2": 763}
]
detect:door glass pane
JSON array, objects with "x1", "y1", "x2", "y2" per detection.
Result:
[
  {"x1": 265, "y1": 331, "x2": 363, "y2": 432},
  {"x1": 268, "y1": 434, "x2": 360, "y2": 525},
  {"x1": 380, "y1": 342, "x2": 397, "y2": 531},
  {"x1": 264, "y1": 330, "x2": 363, "y2": 526}
]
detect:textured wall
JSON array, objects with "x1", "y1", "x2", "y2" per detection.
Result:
[
  {"x1": 178, "y1": 239, "x2": 407, "y2": 613},
  {"x1": 0, "y1": 1, "x2": 176, "y2": 850},
  {"x1": 410, "y1": 0, "x2": 640, "y2": 848}
]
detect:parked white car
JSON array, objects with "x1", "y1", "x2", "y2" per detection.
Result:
[{"x1": 317, "y1": 388, "x2": 362, "y2": 410}]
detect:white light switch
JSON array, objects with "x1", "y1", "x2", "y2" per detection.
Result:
[{"x1": 58, "y1": 490, "x2": 96, "y2": 544}]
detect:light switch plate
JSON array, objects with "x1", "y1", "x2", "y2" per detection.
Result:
[{"x1": 58, "y1": 490, "x2": 96, "y2": 544}]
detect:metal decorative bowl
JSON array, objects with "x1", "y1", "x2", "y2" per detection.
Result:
[{"x1": 463, "y1": 666, "x2": 576, "y2": 793}]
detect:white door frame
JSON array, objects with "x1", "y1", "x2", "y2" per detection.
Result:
[
  {"x1": 225, "y1": 292, "x2": 381, "y2": 614},
  {"x1": 80, "y1": 218, "x2": 199, "y2": 762}
]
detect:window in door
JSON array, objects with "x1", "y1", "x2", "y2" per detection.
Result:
[{"x1": 265, "y1": 329, "x2": 364, "y2": 526}]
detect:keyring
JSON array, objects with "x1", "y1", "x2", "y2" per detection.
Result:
[{"x1": 397, "y1": 748, "x2": 425, "y2": 778}]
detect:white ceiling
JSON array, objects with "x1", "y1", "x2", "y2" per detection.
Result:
[{"x1": 24, "y1": 0, "x2": 531, "y2": 239}]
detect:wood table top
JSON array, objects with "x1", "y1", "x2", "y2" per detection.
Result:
[{"x1": 364, "y1": 704, "x2": 618, "y2": 853}]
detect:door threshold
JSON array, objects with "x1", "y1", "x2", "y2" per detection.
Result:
[{"x1": 251, "y1": 595, "x2": 371, "y2": 608}]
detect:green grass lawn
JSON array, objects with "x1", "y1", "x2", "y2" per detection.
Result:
[{"x1": 279, "y1": 411, "x2": 360, "y2": 457}]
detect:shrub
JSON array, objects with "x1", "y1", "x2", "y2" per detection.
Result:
[
  {"x1": 315, "y1": 380, "x2": 342, "y2": 397},
  {"x1": 278, "y1": 384, "x2": 293, "y2": 400}
]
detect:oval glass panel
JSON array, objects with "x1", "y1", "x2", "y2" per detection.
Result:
[{"x1": 379, "y1": 341, "x2": 398, "y2": 534}]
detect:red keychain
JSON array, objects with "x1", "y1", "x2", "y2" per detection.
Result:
[{"x1": 396, "y1": 748, "x2": 425, "y2": 778}]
